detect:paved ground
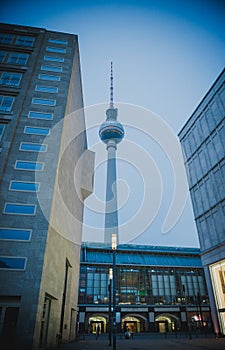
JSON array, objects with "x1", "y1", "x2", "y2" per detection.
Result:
[{"x1": 57, "y1": 333, "x2": 225, "y2": 350}]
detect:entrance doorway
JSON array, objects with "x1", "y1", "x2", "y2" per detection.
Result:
[
  {"x1": 88, "y1": 316, "x2": 107, "y2": 333},
  {"x1": 155, "y1": 314, "x2": 179, "y2": 332},
  {"x1": 122, "y1": 316, "x2": 141, "y2": 333}
]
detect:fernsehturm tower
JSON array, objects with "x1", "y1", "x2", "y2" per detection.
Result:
[{"x1": 99, "y1": 63, "x2": 125, "y2": 245}]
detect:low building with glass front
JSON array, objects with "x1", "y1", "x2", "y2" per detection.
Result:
[{"x1": 78, "y1": 243, "x2": 211, "y2": 335}]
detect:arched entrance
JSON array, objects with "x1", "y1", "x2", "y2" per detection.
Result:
[
  {"x1": 88, "y1": 315, "x2": 107, "y2": 334},
  {"x1": 155, "y1": 314, "x2": 180, "y2": 333},
  {"x1": 122, "y1": 314, "x2": 148, "y2": 333}
]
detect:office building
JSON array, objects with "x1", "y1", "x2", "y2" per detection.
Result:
[
  {"x1": 179, "y1": 68, "x2": 225, "y2": 336},
  {"x1": 0, "y1": 23, "x2": 94, "y2": 349},
  {"x1": 78, "y1": 243, "x2": 211, "y2": 334}
]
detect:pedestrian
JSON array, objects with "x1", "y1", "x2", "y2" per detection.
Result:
[{"x1": 96, "y1": 325, "x2": 100, "y2": 339}]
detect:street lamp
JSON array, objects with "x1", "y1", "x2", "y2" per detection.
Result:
[
  {"x1": 197, "y1": 292, "x2": 203, "y2": 329},
  {"x1": 112, "y1": 234, "x2": 117, "y2": 350},
  {"x1": 108, "y1": 268, "x2": 113, "y2": 346},
  {"x1": 182, "y1": 284, "x2": 192, "y2": 339}
]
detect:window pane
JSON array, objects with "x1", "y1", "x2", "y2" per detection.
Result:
[
  {"x1": 0, "y1": 34, "x2": 13, "y2": 44},
  {"x1": 0, "y1": 95, "x2": 14, "y2": 112},
  {"x1": 0, "y1": 124, "x2": 5, "y2": 141},
  {"x1": 7, "y1": 52, "x2": 29, "y2": 65},
  {"x1": 9, "y1": 181, "x2": 39, "y2": 192},
  {"x1": 0, "y1": 72, "x2": 22, "y2": 87},
  {"x1": 15, "y1": 160, "x2": 44, "y2": 171},
  {"x1": 4, "y1": 203, "x2": 36, "y2": 215},
  {"x1": 15, "y1": 36, "x2": 35, "y2": 47},
  {"x1": 48, "y1": 38, "x2": 68, "y2": 45},
  {"x1": 35, "y1": 85, "x2": 58, "y2": 93},
  {"x1": 29, "y1": 111, "x2": 53, "y2": 120},
  {"x1": 46, "y1": 47, "x2": 66, "y2": 53},
  {"x1": 24, "y1": 126, "x2": 50, "y2": 135},
  {"x1": 38, "y1": 74, "x2": 60, "y2": 81},
  {"x1": 41, "y1": 65, "x2": 62, "y2": 72},
  {"x1": 0, "y1": 228, "x2": 31, "y2": 240},
  {"x1": 0, "y1": 257, "x2": 26, "y2": 270},
  {"x1": 44, "y1": 56, "x2": 64, "y2": 62},
  {"x1": 32, "y1": 98, "x2": 56, "y2": 106},
  {"x1": 0, "y1": 51, "x2": 6, "y2": 63},
  {"x1": 19, "y1": 142, "x2": 47, "y2": 152}
]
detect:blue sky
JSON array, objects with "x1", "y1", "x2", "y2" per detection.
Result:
[{"x1": 1, "y1": 0, "x2": 225, "y2": 246}]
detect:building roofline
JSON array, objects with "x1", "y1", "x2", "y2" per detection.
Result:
[{"x1": 81, "y1": 241, "x2": 200, "y2": 254}]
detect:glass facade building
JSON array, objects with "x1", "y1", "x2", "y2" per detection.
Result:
[
  {"x1": 179, "y1": 68, "x2": 225, "y2": 336},
  {"x1": 78, "y1": 243, "x2": 211, "y2": 335}
]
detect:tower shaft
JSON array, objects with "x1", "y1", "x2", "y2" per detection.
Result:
[
  {"x1": 99, "y1": 63, "x2": 124, "y2": 246},
  {"x1": 104, "y1": 140, "x2": 119, "y2": 244}
]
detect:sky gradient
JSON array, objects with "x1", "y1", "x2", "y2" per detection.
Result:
[{"x1": 1, "y1": 0, "x2": 225, "y2": 247}]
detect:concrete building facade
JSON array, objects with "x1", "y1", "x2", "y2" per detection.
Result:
[
  {"x1": 0, "y1": 23, "x2": 94, "y2": 349},
  {"x1": 179, "y1": 68, "x2": 225, "y2": 336},
  {"x1": 78, "y1": 243, "x2": 211, "y2": 335}
]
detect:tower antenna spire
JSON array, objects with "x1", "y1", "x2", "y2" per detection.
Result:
[{"x1": 110, "y1": 61, "x2": 114, "y2": 108}]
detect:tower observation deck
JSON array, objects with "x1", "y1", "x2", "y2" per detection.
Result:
[{"x1": 99, "y1": 62, "x2": 124, "y2": 245}]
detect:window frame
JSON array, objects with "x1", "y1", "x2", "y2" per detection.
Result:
[
  {"x1": 7, "y1": 52, "x2": 29, "y2": 65},
  {"x1": 48, "y1": 38, "x2": 68, "y2": 45},
  {"x1": 0, "y1": 51, "x2": 6, "y2": 63},
  {"x1": 14, "y1": 160, "x2": 44, "y2": 172},
  {"x1": 0, "y1": 95, "x2": 15, "y2": 112},
  {"x1": 4, "y1": 202, "x2": 37, "y2": 216},
  {"x1": 41, "y1": 65, "x2": 62, "y2": 73},
  {"x1": 24, "y1": 126, "x2": 50, "y2": 136},
  {"x1": 9, "y1": 180, "x2": 40, "y2": 192},
  {"x1": 0, "y1": 256, "x2": 27, "y2": 270},
  {"x1": 15, "y1": 35, "x2": 35, "y2": 47},
  {"x1": 35, "y1": 85, "x2": 58, "y2": 93},
  {"x1": 38, "y1": 74, "x2": 61, "y2": 81},
  {"x1": 32, "y1": 97, "x2": 56, "y2": 106},
  {"x1": 0, "y1": 228, "x2": 32, "y2": 241},
  {"x1": 19, "y1": 142, "x2": 47, "y2": 152},
  {"x1": 46, "y1": 46, "x2": 66, "y2": 53},
  {"x1": 0, "y1": 124, "x2": 6, "y2": 142},
  {"x1": 44, "y1": 56, "x2": 64, "y2": 62},
  {"x1": 28, "y1": 111, "x2": 53, "y2": 120},
  {"x1": 0, "y1": 72, "x2": 22, "y2": 87}
]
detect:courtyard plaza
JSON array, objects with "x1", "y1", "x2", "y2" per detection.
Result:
[{"x1": 56, "y1": 332, "x2": 225, "y2": 350}]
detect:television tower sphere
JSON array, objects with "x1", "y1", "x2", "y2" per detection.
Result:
[{"x1": 99, "y1": 107, "x2": 124, "y2": 144}]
